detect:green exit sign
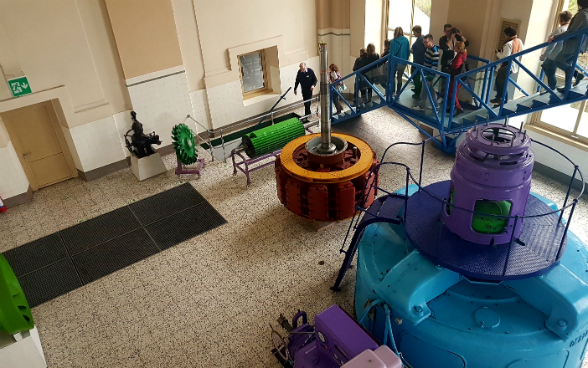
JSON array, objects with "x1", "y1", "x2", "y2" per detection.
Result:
[{"x1": 8, "y1": 76, "x2": 32, "y2": 97}]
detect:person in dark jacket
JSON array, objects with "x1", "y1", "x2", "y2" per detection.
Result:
[
  {"x1": 549, "y1": 0, "x2": 588, "y2": 92},
  {"x1": 353, "y1": 48, "x2": 367, "y2": 105},
  {"x1": 411, "y1": 26, "x2": 426, "y2": 97},
  {"x1": 294, "y1": 62, "x2": 318, "y2": 118},
  {"x1": 363, "y1": 43, "x2": 380, "y2": 103},
  {"x1": 439, "y1": 25, "x2": 469, "y2": 73}
]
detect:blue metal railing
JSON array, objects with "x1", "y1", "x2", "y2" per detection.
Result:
[{"x1": 330, "y1": 26, "x2": 588, "y2": 151}]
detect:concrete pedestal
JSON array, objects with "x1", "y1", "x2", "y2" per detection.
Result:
[
  {"x1": 130, "y1": 153, "x2": 167, "y2": 181},
  {"x1": 0, "y1": 327, "x2": 47, "y2": 368}
]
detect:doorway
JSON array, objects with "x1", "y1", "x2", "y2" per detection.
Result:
[{"x1": 1, "y1": 101, "x2": 77, "y2": 190}]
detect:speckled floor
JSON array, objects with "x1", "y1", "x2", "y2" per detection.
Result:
[{"x1": 1, "y1": 105, "x2": 587, "y2": 367}]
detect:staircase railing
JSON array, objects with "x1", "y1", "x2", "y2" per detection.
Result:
[{"x1": 330, "y1": 26, "x2": 588, "y2": 150}]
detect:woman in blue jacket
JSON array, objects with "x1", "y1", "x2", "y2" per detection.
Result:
[{"x1": 389, "y1": 27, "x2": 410, "y2": 95}]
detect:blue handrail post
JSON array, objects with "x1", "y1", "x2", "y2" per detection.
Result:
[
  {"x1": 330, "y1": 85, "x2": 333, "y2": 119},
  {"x1": 481, "y1": 67, "x2": 488, "y2": 104},
  {"x1": 487, "y1": 65, "x2": 496, "y2": 104},
  {"x1": 537, "y1": 69, "x2": 546, "y2": 93},
  {"x1": 355, "y1": 74, "x2": 360, "y2": 110},
  {"x1": 498, "y1": 60, "x2": 513, "y2": 117},
  {"x1": 388, "y1": 53, "x2": 394, "y2": 104},
  {"x1": 448, "y1": 78, "x2": 458, "y2": 130},
  {"x1": 440, "y1": 75, "x2": 450, "y2": 132}
]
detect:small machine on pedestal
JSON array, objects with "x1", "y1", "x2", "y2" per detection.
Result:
[
  {"x1": 270, "y1": 305, "x2": 402, "y2": 368},
  {"x1": 125, "y1": 111, "x2": 167, "y2": 181},
  {"x1": 275, "y1": 43, "x2": 379, "y2": 222}
]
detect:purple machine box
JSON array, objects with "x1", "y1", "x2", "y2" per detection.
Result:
[{"x1": 273, "y1": 305, "x2": 401, "y2": 368}]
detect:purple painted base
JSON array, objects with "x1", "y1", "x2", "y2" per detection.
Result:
[
  {"x1": 175, "y1": 157, "x2": 205, "y2": 176},
  {"x1": 231, "y1": 149, "x2": 281, "y2": 186}
]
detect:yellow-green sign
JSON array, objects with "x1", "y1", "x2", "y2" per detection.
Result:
[{"x1": 8, "y1": 76, "x2": 32, "y2": 97}]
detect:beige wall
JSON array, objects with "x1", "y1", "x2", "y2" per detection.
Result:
[
  {"x1": 317, "y1": 0, "x2": 351, "y2": 29},
  {"x1": 430, "y1": 0, "x2": 450, "y2": 42},
  {"x1": 193, "y1": 0, "x2": 318, "y2": 78},
  {"x1": 105, "y1": 0, "x2": 184, "y2": 80},
  {"x1": 171, "y1": 0, "x2": 206, "y2": 91}
]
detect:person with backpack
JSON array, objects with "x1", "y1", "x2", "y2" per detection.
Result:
[{"x1": 449, "y1": 41, "x2": 467, "y2": 116}]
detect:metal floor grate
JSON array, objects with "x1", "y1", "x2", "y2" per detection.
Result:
[{"x1": 2, "y1": 183, "x2": 226, "y2": 307}]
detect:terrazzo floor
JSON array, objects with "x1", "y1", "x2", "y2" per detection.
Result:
[{"x1": 1, "y1": 105, "x2": 587, "y2": 367}]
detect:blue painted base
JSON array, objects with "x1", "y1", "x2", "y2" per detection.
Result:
[{"x1": 354, "y1": 187, "x2": 588, "y2": 368}]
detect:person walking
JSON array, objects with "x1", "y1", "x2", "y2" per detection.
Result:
[
  {"x1": 411, "y1": 26, "x2": 426, "y2": 98},
  {"x1": 491, "y1": 27, "x2": 524, "y2": 105},
  {"x1": 389, "y1": 27, "x2": 410, "y2": 96},
  {"x1": 548, "y1": 1, "x2": 588, "y2": 92},
  {"x1": 542, "y1": 11, "x2": 573, "y2": 90},
  {"x1": 439, "y1": 25, "x2": 469, "y2": 73},
  {"x1": 353, "y1": 48, "x2": 367, "y2": 105},
  {"x1": 414, "y1": 34, "x2": 440, "y2": 111},
  {"x1": 364, "y1": 43, "x2": 380, "y2": 103},
  {"x1": 329, "y1": 64, "x2": 343, "y2": 115},
  {"x1": 294, "y1": 62, "x2": 318, "y2": 119},
  {"x1": 449, "y1": 41, "x2": 467, "y2": 116}
]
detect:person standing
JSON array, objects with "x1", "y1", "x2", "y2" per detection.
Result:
[
  {"x1": 542, "y1": 11, "x2": 573, "y2": 90},
  {"x1": 414, "y1": 34, "x2": 440, "y2": 111},
  {"x1": 364, "y1": 43, "x2": 380, "y2": 103},
  {"x1": 294, "y1": 62, "x2": 318, "y2": 118},
  {"x1": 450, "y1": 41, "x2": 467, "y2": 116},
  {"x1": 411, "y1": 26, "x2": 426, "y2": 98},
  {"x1": 353, "y1": 48, "x2": 367, "y2": 105},
  {"x1": 389, "y1": 27, "x2": 410, "y2": 95},
  {"x1": 329, "y1": 64, "x2": 343, "y2": 115},
  {"x1": 548, "y1": 1, "x2": 588, "y2": 92},
  {"x1": 491, "y1": 27, "x2": 524, "y2": 105}
]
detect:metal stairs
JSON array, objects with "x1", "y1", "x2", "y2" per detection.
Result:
[{"x1": 329, "y1": 26, "x2": 588, "y2": 152}]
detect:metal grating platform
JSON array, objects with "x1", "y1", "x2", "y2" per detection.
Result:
[
  {"x1": 2, "y1": 183, "x2": 226, "y2": 307},
  {"x1": 405, "y1": 181, "x2": 567, "y2": 280}
]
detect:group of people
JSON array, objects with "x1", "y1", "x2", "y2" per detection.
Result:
[
  {"x1": 294, "y1": 2, "x2": 588, "y2": 119},
  {"x1": 542, "y1": 1, "x2": 588, "y2": 92}
]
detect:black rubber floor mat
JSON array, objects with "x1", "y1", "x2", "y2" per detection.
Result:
[
  {"x1": 146, "y1": 201, "x2": 227, "y2": 250},
  {"x1": 3, "y1": 234, "x2": 68, "y2": 277},
  {"x1": 72, "y1": 229, "x2": 160, "y2": 284},
  {"x1": 61, "y1": 207, "x2": 141, "y2": 255},
  {"x1": 18, "y1": 258, "x2": 83, "y2": 308},
  {"x1": 3, "y1": 183, "x2": 226, "y2": 307},
  {"x1": 129, "y1": 183, "x2": 205, "y2": 225}
]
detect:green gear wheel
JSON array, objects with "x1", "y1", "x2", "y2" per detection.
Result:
[{"x1": 172, "y1": 123, "x2": 198, "y2": 165}]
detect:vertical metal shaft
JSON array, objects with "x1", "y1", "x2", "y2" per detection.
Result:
[{"x1": 319, "y1": 42, "x2": 332, "y2": 152}]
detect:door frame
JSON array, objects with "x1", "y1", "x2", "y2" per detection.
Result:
[{"x1": 1, "y1": 100, "x2": 78, "y2": 190}]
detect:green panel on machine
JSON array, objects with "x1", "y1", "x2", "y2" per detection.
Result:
[
  {"x1": 0, "y1": 254, "x2": 34, "y2": 335},
  {"x1": 472, "y1": 199, "x2": 512, "y2": 234},
  {"x1": 242, "y1": 118, "x2": 305, "y2": 158}
]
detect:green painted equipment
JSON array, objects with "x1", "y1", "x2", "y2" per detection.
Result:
[
  {"x1": 472, "y1": 199, "x2": 512, "y2": 234},
  {"x1": 0, "y1": 254, "x2": 34, "y2": 335},
  {"x1": 241, "y1": 118, "x2": 305, "y2": 158},
  {"x1": 172, "y1": 124, "x2": 198, "y2": 165}
]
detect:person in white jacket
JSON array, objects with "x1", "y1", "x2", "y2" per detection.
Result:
[
  {"x1": 542, "y1": 11, "x2": 574, "y2": 90},
  {"x1": 491, "y1": 26, "x2": 524, "y2": 105}
]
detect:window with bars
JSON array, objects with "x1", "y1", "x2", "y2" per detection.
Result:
[{"x1": 238, "y1": 50, "x2": 268, "y2": 97}]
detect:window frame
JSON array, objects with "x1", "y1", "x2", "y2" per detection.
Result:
[
  {"x1": 383, "y1": 0, "x2": 428, "y2": 60},
  {"x1": 238, "y1": 50, "x2": 270, "y2": 99}
]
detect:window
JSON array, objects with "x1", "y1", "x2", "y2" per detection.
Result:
[
  {"x1": 385, "y1": 0, "x2": 431, "y2": 54},
  {"x1": 238, "y1": 50, "x2": 268, "y2": 98},
  {"x1": 530, "y1": 0, "x2": 588, "y2": 147}
]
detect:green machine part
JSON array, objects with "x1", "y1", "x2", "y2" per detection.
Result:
[
  {"x1": 241, "y1": 117, "x2": 305, "y2": 158},
  {"x1": 172, "y1": 123, "x2": 199, "y2": 165},
  {"x1": 472, "y1": 199, "x2": 512, "y2": 234},
  {"x1": 0, "y1": 254, "x2": 34, "y2": 335}
]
